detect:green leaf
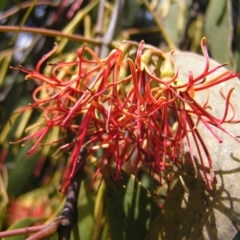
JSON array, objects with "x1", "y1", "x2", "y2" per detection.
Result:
[
  {"x1": 162, "y1": 2, "x2": 181, "y2": 47},
  {"x1": 105, "y1": 171, "x2": 159, "y2": 240},
  {"x1": 7, "y1": 145, "x2": 40, "y2": 197},
  {"x1": 122, "y1": 0, "x2": 140, "y2": 28},
  {"x1": 205, "y1": 0, "x2": 234, "y2": 69},
  {"x1": 161, "y1": 0, "x2": 191, "y2": 47},
  {"x1": 232, "y1": 21, "x2": 240, "y2": 72},
  {"x1": 78, "y1": 179, "x2": 95, "y2": 240},
  {"x1": 233, "y1": 231, "x2": 240, "y2": 240},
  {"x1": 0, "y1": 0, "x2": 7, "y2": 8}
]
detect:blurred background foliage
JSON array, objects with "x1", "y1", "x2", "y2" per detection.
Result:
[{"x1": 0, "y1": 0, "x2": 240, "y2": 239}]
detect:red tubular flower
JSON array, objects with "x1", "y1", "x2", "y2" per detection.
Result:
[{"x1": 13, "y1": 38, "x2": 240, "y2": 193}]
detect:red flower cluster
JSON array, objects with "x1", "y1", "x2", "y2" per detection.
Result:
[
  {"x1": 7, "y1": 196, "x2": 50, "y2": 225},
  {"x1": 13, "y1": 38, "x2": 240, "y2": 193}
]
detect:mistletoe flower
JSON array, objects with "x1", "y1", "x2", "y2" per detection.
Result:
[{"x1": 12, "y1": 38, "x2": 240, "y2": 193}]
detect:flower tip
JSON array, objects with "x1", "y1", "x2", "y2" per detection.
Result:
[
  {"x1": 59, "y1": 188, "x2": 65, "y2": 193},
  {"x1": 201, "y1": 37, "x2": 207, "y2": 46},
  {"x1": 27, "y1": 149, "x2": 33, "y2": 155},
  {"x1": 59, "y1": 183, "x2": 68, "y2": 194},
  {"x1": 10, "y1": 66, "x2": 20, "y2": 71},
  {"x1": 47, "y1": 62, "x2": 56, "y2": 66},
  {"x1": 222, "y1": 62, "x2": 229, "y2": 67}
]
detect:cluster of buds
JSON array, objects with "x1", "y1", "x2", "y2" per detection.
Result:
[{"x1": 12, "y1": 38, "x2": 240, "y2": 193}]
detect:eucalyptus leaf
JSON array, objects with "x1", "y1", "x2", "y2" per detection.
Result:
[
  {"x1": 233, "y1": 231, "x2": 240, "y2": 240},
  {"x1": 122, "y1": 0, "x2": 140, "y2": 28},
  {"x1": 0, "y1": 0, "x2": 7, "y2": 9},
  {"x1": 78, "y1": 179, "x2": 95, "y2": 240},
  {"x1": 7, "y1": 146, "x2": 40, "y2": 197},
  {"x1": 205, "y1": 0, "x2": 234, "y2": 69},
  {"x1": 161, "y1": 2, "x2": 181, "y2": 47},
  {"x1": 106, "y1": 171, "x2": 159, "y2": 240},
  {"x1": 145, "y1": 51, "x2": 240, "y2": 240}
]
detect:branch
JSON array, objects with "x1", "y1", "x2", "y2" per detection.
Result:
[
  {"x1": 26, "y1": 217, "x2": 63, "y2": 240},
  {"x1": 57, "y1": 160, "x2": 84, "y2": 240},
  {"x1": 0, "y1": 225, "x2": 47, "y2": 238},
  {"x1": 0, "y1": 26, "x2": 102, "y2": 45},
  {"x1": 0, "y1": 0, "x2": 58, "y2": 21},
  {"x1": 99, "y1": 0, "x2": 125, "y2": 58}
]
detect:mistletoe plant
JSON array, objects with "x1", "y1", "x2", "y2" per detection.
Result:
[
  {"x1": 10, "y1": 38, "x2": 240, "y2": 196},
  {"x1": 0, "y1": 33, "x2": 240, "y2": 239}
]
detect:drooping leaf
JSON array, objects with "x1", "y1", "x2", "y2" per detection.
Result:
[
  {"x1": 205, "y1": 0, "x2": 234, "y2": 69},
  {"x1": 105, "y1": 171, "x2": 159, "y2": 240},
  {"x1": 233, "y1": 231, "x2": 240, "y2": 240},
  {"x1": 7, "y1": 146, "x2": 40, "y2": 197},
  {"x1": 161, "y1": 2, "x2": 182, "y2": 47},
  {"x1": 77, "y1": 179, "x2": 96, "y2": 240}
]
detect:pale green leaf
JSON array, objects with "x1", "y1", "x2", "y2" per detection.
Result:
[
  {"x1": 105, "y1": 171, "x2": 159, "y2": 240},
  {"x1": 205, "y1": 0, "x2": 234, "y2": 69}
]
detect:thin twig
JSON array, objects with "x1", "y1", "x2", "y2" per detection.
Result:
[
  {"x1": 0, "y1": 225, "x2": 47, "y2": 238},
  {"x1": 94, "y1": 0, "x2": 106, "y2": 56},
  {"x1": 26, "y1": 217, "x2": 63, "y2": 240},
  {"x1": 10, "y1": 0, "x2": 37, "y2": 45},
  {"x1": 99, "y1": 0, "x2": 125, "y2": 58},
  {"x1": 142, "y1": 0, "x2": 177, "y2": 50},
  {"x1": 0, "y1": 0, "x2": 58, "y2": 21},
  {"x1": 0, "y1": 26, "x2": 102, "y2": 45},
  {"x1": 95, "y1": 0, "x2": 105, "y2": 36}
]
